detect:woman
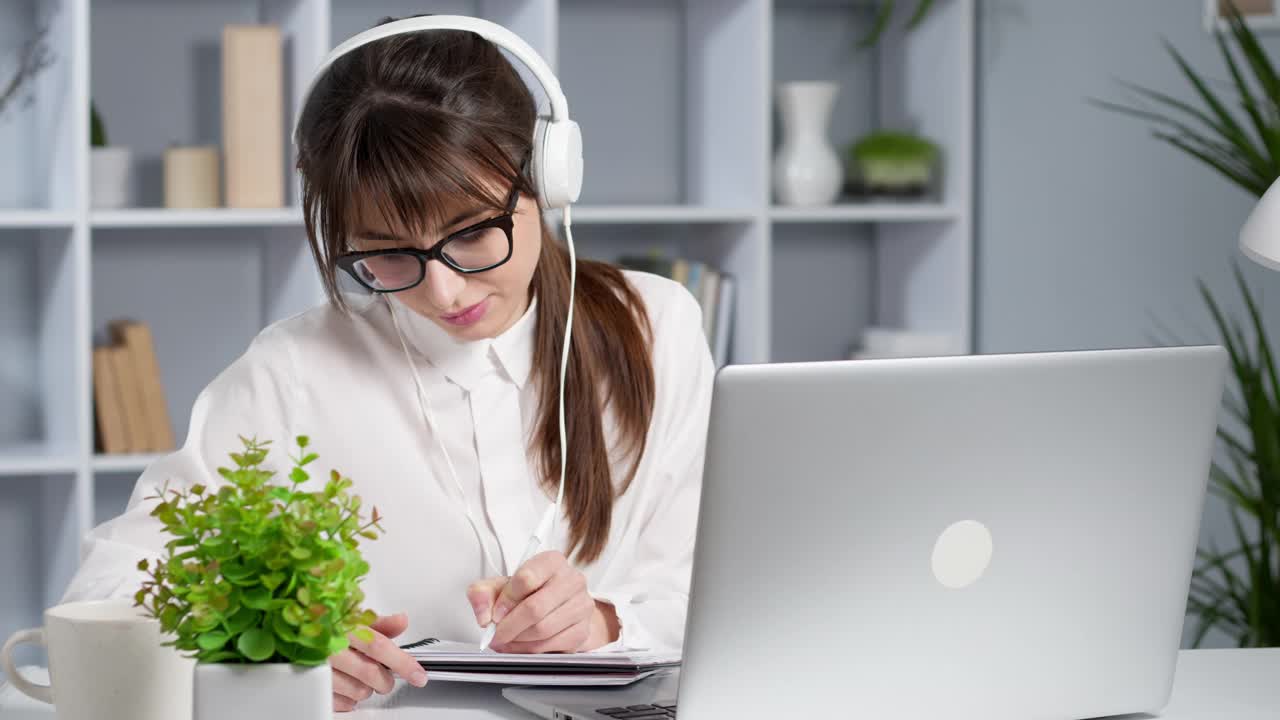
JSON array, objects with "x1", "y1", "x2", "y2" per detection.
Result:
[{"x1": 63, "y1": 16, "x2": 714, "y2": 712}]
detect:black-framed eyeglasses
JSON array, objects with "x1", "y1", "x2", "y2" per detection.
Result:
[{"x1": 336, "y1": 186, "x2": 520, "y2": 293}]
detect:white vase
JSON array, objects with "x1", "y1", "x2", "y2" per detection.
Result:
[
  {"x1": 91, "y1": 146, "x2": 134, "y2": 209},
  {"x1": 193, "y1": 663, "x2": 331, "y2": 720},
  {"x1": 772, "y1": 81, "x2": 843, "y2": 206}
]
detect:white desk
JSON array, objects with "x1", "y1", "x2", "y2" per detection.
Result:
[{"x1": 2, "y1": 649, "x2": 1277, "y2": 718}]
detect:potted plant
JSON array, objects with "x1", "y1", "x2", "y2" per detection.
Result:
[
  {"x1": 1094, "y1": 2, "x2": 1280, "y2": 647},
  {"x1": 844, "y1": 130, "x2": 939, "y2": 199},
  {"x1": 134, "y1": 435, "x2": 385, "y2": 719},
  {"x1": 90, "y1": 101, "x2": 134, "y2": 209}
]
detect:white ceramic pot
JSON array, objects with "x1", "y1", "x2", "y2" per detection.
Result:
[
  {"x1": 193, "y1": 663, "x2": 332, "y2": 720},
  {"x1": 772, "y1": 81, "x2": 843, "y2": 206},
  {"x1": 91, "y1": 146, "x2": 134, "y2": 209}
]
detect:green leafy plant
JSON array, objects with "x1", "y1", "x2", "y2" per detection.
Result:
[
  {"x1": 859, "y1": 0, "x2": 936, "y2": 50},
  {"x1": 1092, "y1": 3, "x2": 1280, "y2": 197},
  {"x1": 846, "y1": 130, "x2": 939, "y2": 193},
  {"x1": 1094, "y1": 1, "x2": 1280, "y2": 647},
  {"x1": 90, "y1": 101, "x2": 106, "y2": 148},
  {"x1": 134, "y1": 435, "x2": 384, "y2": 664},
  {"x1": 1193, "y1": 265, "x2": 1280, "y2": 648}
]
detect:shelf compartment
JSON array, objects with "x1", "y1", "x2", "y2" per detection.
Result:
[
  {"x1": 573, "y1": 220, "x2": 766, "y2": 364},
  {"x1": 560, "y1": 0, "x2": 766, "y2": 208},
  {"x1": 91, "y1": 227, "x2": 322, "y2": 446},
  {"x1": 770, "y1": 222, "x2": 876, "y2": 362},
  {"x1": 0, "y1": 228, "x2": 80, "y2": 459},
  {"x1": 90, "y1": 0, "x2": 325, "y2": 209}
]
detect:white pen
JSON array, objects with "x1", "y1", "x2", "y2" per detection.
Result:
[{"x1": 479, "y1": 505, "x2": 557, "y2": 651}]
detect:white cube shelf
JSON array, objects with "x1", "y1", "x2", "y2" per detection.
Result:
[{"x1": 0, "y1": 0, "x2": 974, "y2": 643}]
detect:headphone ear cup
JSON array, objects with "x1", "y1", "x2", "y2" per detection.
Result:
[{"x1": 533, "y1": 116, "x2": 583, "y2": 209}]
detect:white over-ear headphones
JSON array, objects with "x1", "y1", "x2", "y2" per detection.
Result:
[
  {"x1": 298, "y1": 14, "x2": 584, "y2": 209},
  {"x1": 296, "y1": 16, "x2": 581, "y2": 649}
]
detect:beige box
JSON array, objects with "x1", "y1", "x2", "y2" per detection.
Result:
[{"x1": 222, "y1": 24, "x2": 284, "y2": 208}]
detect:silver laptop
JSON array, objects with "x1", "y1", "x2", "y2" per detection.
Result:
[{"x1": 506, "y1": 346, "x2": 1227, "y2": 720}]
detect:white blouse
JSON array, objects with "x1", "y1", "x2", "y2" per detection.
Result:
[{"x1": 63, "y1": 270, "x2": 715, "y2": 652}]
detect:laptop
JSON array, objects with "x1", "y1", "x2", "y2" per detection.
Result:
[{"x1": 505, "y1": 346, "x2": 1228, "y2": 720}]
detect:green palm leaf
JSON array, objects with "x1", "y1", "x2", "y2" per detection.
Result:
[{"x1": 1097, "y1": 0, "x2": 1280, "y2": 649}]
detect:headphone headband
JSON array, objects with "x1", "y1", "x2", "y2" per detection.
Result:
[
  {"x1": 299, "y1": 15, "x2": 569, "y2": 125},
  {"x1": 298, "y1": 14, "x2": 583, "y2": 209}
]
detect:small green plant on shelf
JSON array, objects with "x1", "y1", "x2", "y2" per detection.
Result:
[
  {"x1": 91, "y1": 101, "x2": 107, "y2": 148},
  {"x1": 859, "y1": 0, "x2": 936, "y2": 50},
  {"x1": 844, "y1": 131, "x2": 939, "y2": 198},
  {"x1": 133, "y1": 434, "x2": 384, "y2": 664}
]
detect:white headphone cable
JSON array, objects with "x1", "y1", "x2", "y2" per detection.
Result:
[{"x1": 387, "y1": 294, "x2": 502, "y2": 578}]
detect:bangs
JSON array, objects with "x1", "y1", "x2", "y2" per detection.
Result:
[{"x1": 307, "y1": 101, "x2": 528, "y2": 257}]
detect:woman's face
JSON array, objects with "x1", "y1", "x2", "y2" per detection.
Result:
[{"x1": 347, "y1": 183, "x2": 543, "y2": 341}]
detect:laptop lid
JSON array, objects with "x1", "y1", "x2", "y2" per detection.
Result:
[{"x1": 677, "y1": 346, "x2": 1227, "y2": 720}]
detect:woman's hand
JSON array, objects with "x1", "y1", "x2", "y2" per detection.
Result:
[
  {"x1": 467, "y1": 551, "x2": 620, "y2": 653},
  {"x1": 329, "y1": 612, "x2": 429, "y2": 712}
]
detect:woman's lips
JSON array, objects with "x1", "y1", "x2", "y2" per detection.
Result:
[{"x1": 440, "y1": 298, "x2": 489, "y2": 327}]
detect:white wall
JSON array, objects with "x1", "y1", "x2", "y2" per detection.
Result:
[{"x1": 977, "y1": 0, "x2": 1280, "y2": 647}]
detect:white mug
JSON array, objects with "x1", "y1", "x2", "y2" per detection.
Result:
[{"x1": 1, "y1": 598, "x2": 193, "y2": 720}]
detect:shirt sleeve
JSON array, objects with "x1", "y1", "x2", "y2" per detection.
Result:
[
  {"x1": 60, "y1": 326, "x2": 299, "y2": 603},
  {"x1": 590, "y1": 281, "x2": 716, "y2": 652}
]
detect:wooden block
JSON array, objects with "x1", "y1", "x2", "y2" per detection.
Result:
[
  {"x1": 92, "y1": 346, "x2": 129, "y2": 454},
  {"x1": 222, "y1": 24, "x2": 284, "y2": 208},
  {"x1": 164, "y1": 145, "x2": 220, "y2": 208}
]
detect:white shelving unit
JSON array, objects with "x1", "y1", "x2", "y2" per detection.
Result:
[{"x1": 0, "y1": 0, "x2": 973, "y2": 643}]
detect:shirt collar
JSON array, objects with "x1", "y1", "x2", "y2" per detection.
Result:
[{"x1": 387, "y1": 295, "x2": 536, "y2": 392}]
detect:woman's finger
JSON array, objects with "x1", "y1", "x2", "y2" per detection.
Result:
[
  {"x1": 492, "y1": 565, "x2": 585, "y2": 648},
  {"x1": 331, "y1": 648, "x2": 395, "y2": 695},
  {"x1": 349, "y1": 627, "x2": 429, "y2": 688},
  {"x1": 493, "y1": 551, "x2": 566, "y2": 624},
  {"x1": 510, "y1": 589, "x2": 595, "y2": 644},
  {"x1": 333, "y1": 693, "x2": 356, "y2": 713},
  {"x1": 466, "y1": 577, "x2": 508, "y2": 626},
  {"x1": 369, "y1": 612, "x2": 410, "y2": 640},
  {"x1": 332, "y1": 668, "x2": 374, "y2": 703},
  {"x1": 500, "y1": 618, "x2": 592, "y2": 655}
]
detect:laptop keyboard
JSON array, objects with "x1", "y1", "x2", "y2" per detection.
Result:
[{"x1": 594, "y1": 701, "x2": 677, "y2": 719}]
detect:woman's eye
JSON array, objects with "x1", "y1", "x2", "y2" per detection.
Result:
[{"x1": 450, "y1": 229, "x2": 485, "y2": 245}]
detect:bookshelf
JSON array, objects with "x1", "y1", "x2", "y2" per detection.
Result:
[{"x1": 0, "y1": 0, "x2": 974, "y2": 644}]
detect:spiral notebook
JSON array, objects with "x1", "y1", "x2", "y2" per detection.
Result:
[{"x1": 399, "y1": 638, "x2": 681, "y2": 686}]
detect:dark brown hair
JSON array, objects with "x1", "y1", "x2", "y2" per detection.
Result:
[{"x1": 294, "y1": 18, "x2": 655, "y2": 564}]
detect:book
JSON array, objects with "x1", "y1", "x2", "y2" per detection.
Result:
[
  {"x1": 111, "y1": 320, "x2": 175, "y2": 452},
  {"x1": 107, "y1": 343, "x2": 146, "y2": 453},
  {"x1": 222, "y1": 24, "x2": 284, "y2": 208},
  {"x1": 713, "y1": 275, "x2": 734, "y2": 368},
  {"x1": 92, "y1": 346, "x2": 129, "y2": 454}
]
